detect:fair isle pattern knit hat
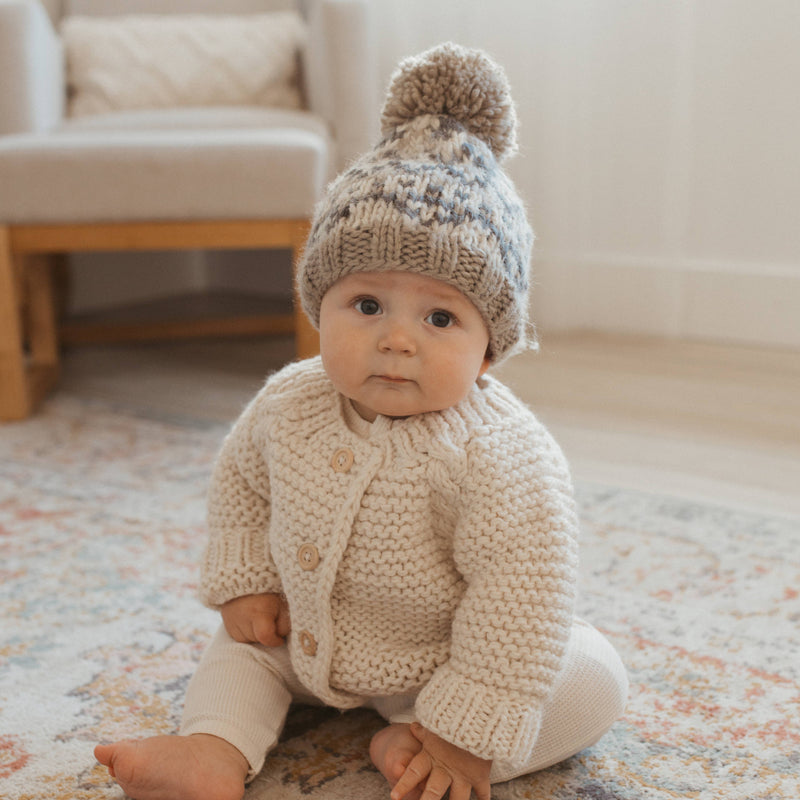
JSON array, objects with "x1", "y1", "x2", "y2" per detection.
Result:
[{"x1": 297, "y1": 42, "x2": 535, "y2": 362}]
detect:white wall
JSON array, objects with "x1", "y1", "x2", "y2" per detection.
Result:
[{"x1": 368, "y1": 0, "x2": 800, "y2": 348}]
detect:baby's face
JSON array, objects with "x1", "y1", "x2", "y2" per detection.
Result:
[{"x1": 319, "y1": 271, "x2": 491, "y2": 422}]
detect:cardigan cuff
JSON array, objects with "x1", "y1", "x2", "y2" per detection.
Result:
[
  {"x1": 414, "y1": 664, "x2": 543, "y2": 763},
  {"x1": 199, "y1": 526, "x2": 281, "y2": 608},
  {"x1": 198, "y1": 572, "x2": 283, "y2": 609},
  {"x1": 198, "y1": 567, "x2": 283, "y2": 610}
]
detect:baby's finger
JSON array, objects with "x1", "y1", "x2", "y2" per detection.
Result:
[
  {"x1": 419, "y1": 765, "x2": 453, "y2": 800},
  {"x1": 253, "y1": 616, "x2": 282, "y2": 647},
  {"x1": 227, "y1": 621, "x2": 252, "y2": 643},
  {"x1": 276, "y1": 597, "x2": 291, "y2": 638},
  {"x1": 475, "y1": 783, "x2": 491, "y2": 800},
  {"x1": 390, "y1": 751, "x2": 431, "y2": 800},
  {"x1": 447, "y1": 777, "x2": 479, "y2": 800}
]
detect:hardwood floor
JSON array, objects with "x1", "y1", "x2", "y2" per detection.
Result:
[
  {"x1": 493, "y1": 333, "x2": 800, "y2": 518},
  {"x1": 58, "y1": 331, "x2": 800, "y2": 517}
]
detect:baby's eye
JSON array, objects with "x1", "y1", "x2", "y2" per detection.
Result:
[
  {"x1": 426, "y1": 310, "x2": 455, "y2": 328},
  {"x1": 355, "y1": 297, "x2": 381, "y2": 316}
]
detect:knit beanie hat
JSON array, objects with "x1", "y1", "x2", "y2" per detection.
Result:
[{"x1": 297, "y1": 42, "x2": 535, "y2": 362}]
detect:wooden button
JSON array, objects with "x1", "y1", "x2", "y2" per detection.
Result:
[
  {"x1": 298, "y1": 543, "x2": 320, "y2": 571},
  {"x1": 299, "y1": 630, "x2": 317, "y2": 656},
  {"x1": 331, "y1": 447, "x2": 354, "y2": 473}
]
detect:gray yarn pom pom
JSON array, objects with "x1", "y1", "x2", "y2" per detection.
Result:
[{"x1": 380, "y1": 42, "x2": 518, "y2": 161}]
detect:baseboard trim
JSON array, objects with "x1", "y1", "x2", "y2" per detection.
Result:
[{"x1": 532, "y1": 254, "x2": 800, "y2": 349}]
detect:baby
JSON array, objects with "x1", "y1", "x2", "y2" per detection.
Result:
[{"x1": 95, "y1": 43, "x2": 628, "y2": 800}]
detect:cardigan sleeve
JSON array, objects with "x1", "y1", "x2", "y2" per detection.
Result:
[
  {"x1": 414, "y1": 414, "x2": 580, "y2": 763},
  {"x1": 198, "y1": 391, "x2": 283, "y2": 609}
]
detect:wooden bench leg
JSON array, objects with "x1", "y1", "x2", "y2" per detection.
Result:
[
  {"x1": 25, "y1": 254, "x2": 61, "y2": 402},
  {"x1": 0, "y1": 229, "x2": 60, "y2": 421},
  {"x1": 0, "y1": 226, "x2": 32, "y2": 420}
]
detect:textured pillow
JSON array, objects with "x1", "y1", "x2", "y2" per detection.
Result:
[{"x1": 62, "y1": 13, "x2": 306, "y2": 117}]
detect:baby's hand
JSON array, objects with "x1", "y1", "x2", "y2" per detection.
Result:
[
  {"x1": 220, "y1": 593, "x2": 291, "y2": 647},
  {"x1": 391, "y1": 723, "x2": 491, "y2": 800}
]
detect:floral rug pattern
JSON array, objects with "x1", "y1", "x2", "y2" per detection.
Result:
[{"x1": 1, "y1": 395, "x2": 798, "y2": 799}]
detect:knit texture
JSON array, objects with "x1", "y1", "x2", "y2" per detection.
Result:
[
  {"x1": 297, "y1": 43, "x2": 535, "y2": 362},
  {"x1": 199, "y1": 357, "x2": 580, "y2": 763}
]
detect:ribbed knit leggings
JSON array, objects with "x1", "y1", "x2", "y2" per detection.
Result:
[{"x1": 181, "y1": 618, "x2": 628, "y2": 784}]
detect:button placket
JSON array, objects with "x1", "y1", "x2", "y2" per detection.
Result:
[{"x1": 294, "y1": 445, "x2": 360, "y2": 668}]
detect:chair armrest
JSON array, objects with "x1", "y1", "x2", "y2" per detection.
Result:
[
  {"x1": 303, "y1": 0, "x2": 378, "y2": 172},
  {"x1": 0, "y1": 0, "x2": 64, "y2": 135}
]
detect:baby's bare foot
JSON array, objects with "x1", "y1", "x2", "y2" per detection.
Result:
[
  {"x1": 369, "y1": 723, "x2": 424, "y2": 800},
  {"x1": 94, "y1": 733, "x2": 249, "y2": 800}
]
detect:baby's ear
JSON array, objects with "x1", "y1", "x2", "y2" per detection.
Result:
[{"x1": 478, "y1": 356, "x2": 492, "y2": 377}]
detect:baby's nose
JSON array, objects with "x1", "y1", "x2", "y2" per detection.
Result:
[{"x1": 378, "y1": 322, "x2": 416, "y2": 354}]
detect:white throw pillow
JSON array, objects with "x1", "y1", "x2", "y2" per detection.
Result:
[{"x1": 62, "y1": 13, "x2": 306, "y2": 117}]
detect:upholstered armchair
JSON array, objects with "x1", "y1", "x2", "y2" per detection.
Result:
[{"x1": 0, "y1": 0, "x2": 375, "y2": 420}]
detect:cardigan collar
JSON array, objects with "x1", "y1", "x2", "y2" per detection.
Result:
[{"x1": 298, "y1": 357, "x2": 511, "y2": 458}]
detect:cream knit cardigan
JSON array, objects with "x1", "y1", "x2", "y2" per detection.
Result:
[{"x1": 199, "y1": 357, "x2": 579, "y2": 764}]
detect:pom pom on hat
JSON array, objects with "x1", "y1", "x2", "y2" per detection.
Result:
[
  {"x1": 297, "y1": 42, "x2": 535, "y2": 363},
  {"x1": 381, "y1": 42, "x2": 518, "y2": 162}
]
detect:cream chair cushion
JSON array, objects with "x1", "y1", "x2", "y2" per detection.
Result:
[
  {"x1": 0, "y1": 107, "x2": 330, "y2": 223},
  {"x1": 62, "y1": 13, "x2": 306, "y2": 117}
]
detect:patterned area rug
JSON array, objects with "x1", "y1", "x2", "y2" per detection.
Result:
[{"x1": 1, "y1": 394, "x2": 798, "y2": 800}]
